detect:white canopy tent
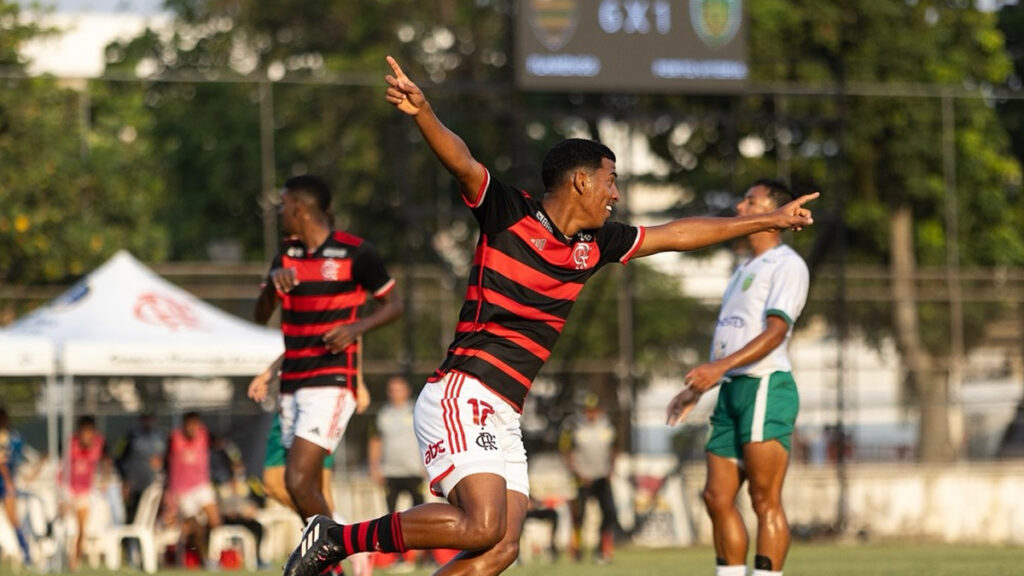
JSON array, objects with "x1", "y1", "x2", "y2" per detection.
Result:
[
  {"x1": 0, "y1": 334, "x2": 58, "y2": 458},
  {"x1": 4, "y1": 249, "x2": 283, "y2": 469},
  {"x1": 7, "y1": 250, "x2": 282, "y2": 376},
  {"x1": 0, "y1": 334, "x2": 55, "y2": 377}
]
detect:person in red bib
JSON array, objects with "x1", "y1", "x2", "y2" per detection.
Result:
[
  {"x1": 64, "y1": 415, "x2": 104, "y2": 572},
  {"x1": 167, "y1": 412, "x2": 221, "y2": 567}
]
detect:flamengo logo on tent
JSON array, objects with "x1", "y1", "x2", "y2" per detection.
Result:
[{"x1": 134, "y1": 292, "x2": 201, "y2": 331}]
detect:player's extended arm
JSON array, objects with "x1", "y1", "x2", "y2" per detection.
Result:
[
  {"x1": 384, "y1": 55, "x2": 487, "y2": 203},
  {"x1": 634, "y1": 193, "x2": 818, "y2": 258}
]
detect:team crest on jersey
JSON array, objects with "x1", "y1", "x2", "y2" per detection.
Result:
[
  {"x1": 742, "y1": 273, "x2": 755, "y2": 291},
  {"x1": 322, "y1": 247, "x2": 348, "y2": 259},
  {"x1": 690, "y1": 0, "x2": 742, "y2": 49},
  {"x1": 528, "y1": 0, "x2": 581, "y2": 51},
  {"x1": 321, "y1": 258, "x2": 340, "y2": 281},
  {"x1": 572, "y1": 243, "x2": 593, "y2": 270}
]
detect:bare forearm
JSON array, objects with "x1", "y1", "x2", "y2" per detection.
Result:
[
  {"x1": 637, "y1": 214, "x2": 779, "y2": 257},
  {"x1": 268, "y1": 353, "x2": 284, "y2": 376},
  {"x1": 367, "y1": 438, "x2": 382, "y2": 469},
  {"x1": 254, "y1": 285, "x2": 278, "y2": 324},
  {"x1": 412, "y1": 103, "x2": 481, "y2": 190},
  {"x1": 687, "y1": 317, "x2": 789, "y2": 392},
  {"x1": 715, "y1": 329, "x2": 786, "y2": 374},
  {"x1": 354, "y1": 297, "x2": 404, "y2": 337}
]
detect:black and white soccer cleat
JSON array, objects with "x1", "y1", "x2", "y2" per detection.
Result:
[{"x1": 283, "y1": 515, "x2": 347, "y2": 576}]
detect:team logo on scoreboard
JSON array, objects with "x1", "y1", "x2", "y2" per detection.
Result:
[
  {"x1": 690, "y1": 0, "x2": 742, "y2": 48},
  {"x1": 528, "y1": 0, "x2": 581, "y2": 51}
]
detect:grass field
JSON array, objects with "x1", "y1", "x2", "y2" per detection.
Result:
[{"x1": 62, "y1": 542, "x2": 1023, "y2": 576}]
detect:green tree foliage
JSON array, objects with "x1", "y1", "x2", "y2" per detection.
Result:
[
  {"x1": 745, "y1": 1, "x2": 1023, "y2": 461},
  {"x1": 0, "y1": 1, "x2": 167, "y2": 295},
  {"x1": 102, "y1": 0, "x2": 514, "y2": 261}
]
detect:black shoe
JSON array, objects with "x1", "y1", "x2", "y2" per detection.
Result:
[{"x1": 283, "y1": 515, "x2": 348, "y2": 576}]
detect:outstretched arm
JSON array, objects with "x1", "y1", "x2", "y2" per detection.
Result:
[
  {"x1": 384, "y1": 55, "x2": 487, "y2": 203},
  {"x1": 634, "y1": 192, "x2": 819, "y2": 258}
]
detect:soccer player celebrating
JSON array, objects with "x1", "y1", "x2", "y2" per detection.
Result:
[
  {"x1": 282, "y1": 56, "x2": 817, "y2": 576},
  {"x1": 254, "y1": 174, "x2": 403, "y2": 556}
]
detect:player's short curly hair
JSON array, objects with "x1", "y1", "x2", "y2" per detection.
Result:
[
  {"x1": 285, "y1": 174, "x2": 333, "y2": 215},
  {"x1": 541, "y1": 138, "x2": 616, "y2": 190}
]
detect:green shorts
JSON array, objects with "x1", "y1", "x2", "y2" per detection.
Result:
[
  {"x1": 264, "y1": 413, "x2": 335, "y2": 469},
  {"x1": 705, "y1": 371, "x2": 799, "y2": 460}
]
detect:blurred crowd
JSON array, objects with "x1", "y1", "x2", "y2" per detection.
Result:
[
  {"x1": 0, "y1": 407, "x2": 279, "y2": 572},
  {"x1": 0, "y1": 389, "x2": 626, "y2": 573}
]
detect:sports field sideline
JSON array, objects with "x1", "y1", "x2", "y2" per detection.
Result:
[{"x1": 65, "y1": 542, "x2": 1022, "y2": 576}]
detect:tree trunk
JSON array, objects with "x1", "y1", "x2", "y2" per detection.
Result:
[{"x1": 890, "y1": 203, "x2": 955, "y2": 462}]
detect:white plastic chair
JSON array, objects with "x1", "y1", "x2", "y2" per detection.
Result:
[
  {"x1": 103, "y1": 481, "x2": 174, "y2": 573},
  {"x1": 254, "y1": 504, "x2": 303, "y2": 562},
  {"x1": 0, "y1": 506, "x2": 25, "y2": 570},
  {"x1": 208, "y1": 524, "x2": 258, "y2": 571}
]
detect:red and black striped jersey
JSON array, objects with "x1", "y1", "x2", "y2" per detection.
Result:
[
  {"x1": 268, "y1": 231, "x2": 396, "y2": 393},
  {"x1": 430, "y1": 167, "x2": 645, "y2": 411}
]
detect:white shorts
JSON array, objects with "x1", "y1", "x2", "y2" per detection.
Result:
[
  {"x1": 414, "y1": 371, "x2": 529, "y2": 499},
  {"x1": 280, "y1": 386, "x2": 357, "y2": 454},
  {"x1": 176, "y1": 483, "x2": 216, "y2": 518}
]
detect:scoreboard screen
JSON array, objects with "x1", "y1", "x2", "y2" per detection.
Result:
[{"x1": 515, "y1": 0, "x2": 747, "y2": 93}]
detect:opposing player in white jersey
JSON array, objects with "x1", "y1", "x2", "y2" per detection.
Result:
[{"x1": 667, "y1": 179, "x2": 810, "y2": 576}]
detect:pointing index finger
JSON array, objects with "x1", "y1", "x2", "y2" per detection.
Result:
[
  {"x1": 794, "y1": 191, "x2": 820, "y2": 206},
  {"x1": 386, "y1": 55, "x2": 405, "y2": 79}
]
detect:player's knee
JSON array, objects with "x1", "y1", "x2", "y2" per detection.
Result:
[
  {"x1": 461, "y1": 515, "x2": 506, "y2": 550},
  {"x1": 284, "y1": 465, "x2": 316, "y2": 497},
  {"x1": 747, "y1": 486, "x2": 781, "y2": 517},
  {"x1": 703, "y1": 484, "x2": 731, "y2": 511}
]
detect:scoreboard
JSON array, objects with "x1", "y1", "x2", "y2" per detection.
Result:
[{"x1": 515, "y1": 0, "x2": 747, "y2": 93}]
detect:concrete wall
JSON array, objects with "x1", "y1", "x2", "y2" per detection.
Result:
[
  {"x1": 334, "y1": 458, "x2": 1024, "y2": 546},
  {"x1": 670, "y1": 460, "x2": 1024, "y2": 545}
]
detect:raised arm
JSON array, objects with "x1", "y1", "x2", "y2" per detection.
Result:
[
  {"x1": 384, "y1": 55, "x2": 487, "y2": 203},
  {"x1": 634, "y1": 192, "x2": 819, "y2": 258}
]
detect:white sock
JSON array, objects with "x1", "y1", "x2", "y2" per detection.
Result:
[
  {"x1": 752, "y1": 570, "x2": 782, "y2": 576},
  {"x1": 716, "y1": 565, "x2": 747, "y2": 576}
]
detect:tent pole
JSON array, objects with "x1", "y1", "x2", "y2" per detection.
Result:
[{"x1": 47, "y1": 372, "x2": 58, "y2": 471}]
